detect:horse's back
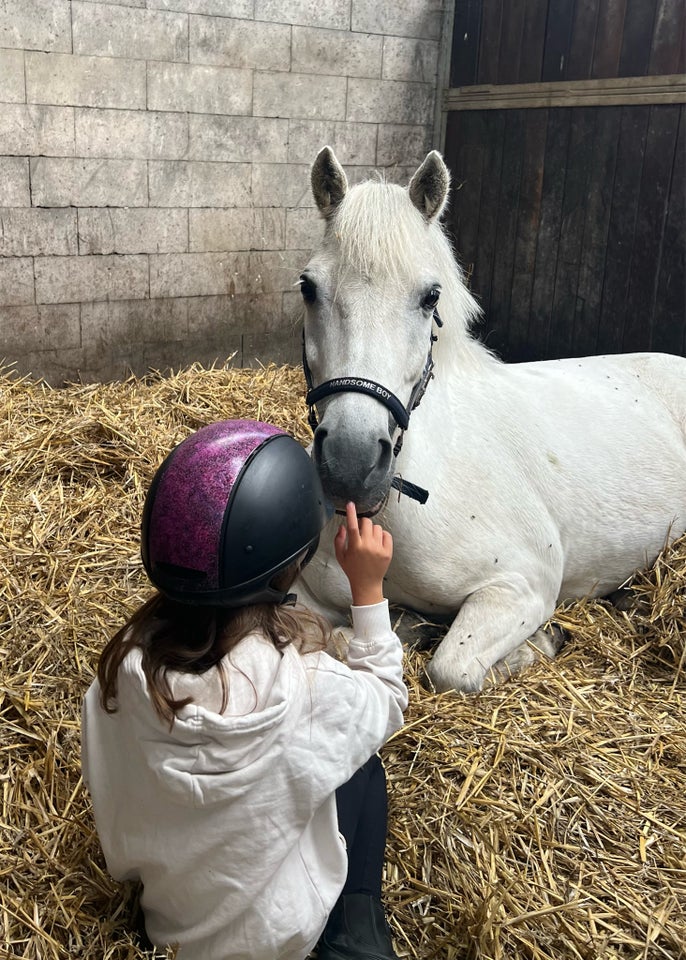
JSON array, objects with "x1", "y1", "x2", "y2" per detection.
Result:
[
  {"x1": 608, "y1": 351, "x2": 686, "y2": 428},
  {"x1": 503, "y1": 350, "x2": 686, "y2": 499},
  {"x1": 528, "y1": 351, "x2": 686, "y2": 430}
]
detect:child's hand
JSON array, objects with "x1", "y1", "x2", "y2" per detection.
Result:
[{"x1": 333, "y1": 502, "x2": 393, "y2": 606}]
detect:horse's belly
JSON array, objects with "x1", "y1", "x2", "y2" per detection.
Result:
[
  {"x1": 559, "y1": 527, "x2": 681, "y2": 599},
  {"x1": 546, "y1": 405, "x2": 686, "y2": 597},
  {"x1": 557, "y1": 486, "x2": 686, "y2": 600}
]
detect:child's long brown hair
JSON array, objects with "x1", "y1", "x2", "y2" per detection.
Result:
[{"x1": 97, "y1": 563, "x2": 330, "y2": 725}]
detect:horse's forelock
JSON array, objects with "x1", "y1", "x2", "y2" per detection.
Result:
[
  {"x1": 330, "y1": 180, "x2": 435, "y2": 285},
  {"x1": 323, "y1": 174, "x2": 486, "y2": 369}
]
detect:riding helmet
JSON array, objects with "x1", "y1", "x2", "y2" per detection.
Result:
[{"x1": 141, "y1": 419, "x2": 332, "y2": 606}]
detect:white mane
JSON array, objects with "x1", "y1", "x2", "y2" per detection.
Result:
[{"x1": 325, "y1": 177, "x2": 495, "y2": 374}]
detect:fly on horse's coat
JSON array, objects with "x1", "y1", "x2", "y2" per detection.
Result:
[{"x1": 297, "y1": 146, "x2": 686, "y2": 694}]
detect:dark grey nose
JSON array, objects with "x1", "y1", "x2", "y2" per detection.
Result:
[{"x1": 313, "y1": 426, "x2": 394, "y2": 510}]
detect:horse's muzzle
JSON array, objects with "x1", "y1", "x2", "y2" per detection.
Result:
[{"x1": 312, "y1": 425, "x2": 394, "y2": 515}]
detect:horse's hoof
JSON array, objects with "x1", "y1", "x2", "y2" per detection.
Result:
[
  {"x1": 484, "y1": 624, "x2": 568, "y2": 687},
  {"x1": 536, "y1": 621, "x2": 567, "y2": 656}
]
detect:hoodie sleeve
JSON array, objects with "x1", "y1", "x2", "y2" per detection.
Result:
[
  {"x1": 297, "y1": 600, "x2": 408, "y2": 795},
  {"x1": 347, "y1": 600, "x2": 408, "y2": 714}
]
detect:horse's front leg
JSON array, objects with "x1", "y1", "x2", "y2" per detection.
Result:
[{"x1": 425, "y1": 577, "x2": 559, "y2": 693}]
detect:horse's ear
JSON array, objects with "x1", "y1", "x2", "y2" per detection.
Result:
[
  {"x1": 408, "y1": 151, "x2": 450, "y2": 221},
  {"x1": 311, "y1": 146, "x2": 348, "y2": 218}
]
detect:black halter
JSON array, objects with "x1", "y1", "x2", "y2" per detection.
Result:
[{"x1": 302, "y1": 309, "x2": 443, "y2": 505}]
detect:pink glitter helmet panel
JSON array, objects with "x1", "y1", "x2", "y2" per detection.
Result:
[{"x1": 141, "y1": 419, "x2": 332, "y2": 606}]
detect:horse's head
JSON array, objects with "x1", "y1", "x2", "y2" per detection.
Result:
[{"x1": 300, "y1": 147, "x2": 455, "y2": 514}]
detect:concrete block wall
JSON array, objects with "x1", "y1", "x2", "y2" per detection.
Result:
[{"x1": 0, "y1": 0, "x2": 447, "y2": 385}]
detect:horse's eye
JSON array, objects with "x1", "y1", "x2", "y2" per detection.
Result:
[
  {"x1": 422, "y1": 287, "x2": 441, "y2": 310},
  {"x1": 299, "y1": 275, "x2": 317, "y2": 305}
]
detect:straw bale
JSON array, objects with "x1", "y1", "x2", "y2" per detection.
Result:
[{"x1": 0, "y1": 362, "x2": 684, "y2": 960}]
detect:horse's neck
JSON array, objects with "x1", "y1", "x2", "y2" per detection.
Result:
[
  {"x1": 433, "y1": 305, "x2": 498, "y2": 378},
  {"x1": 430, "y1": 253, "x2": 495, "y2": 375}
]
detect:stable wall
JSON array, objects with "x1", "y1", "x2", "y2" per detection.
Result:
[{"x1": 0, "y1": 0, "x2": 446, "y2": 384}]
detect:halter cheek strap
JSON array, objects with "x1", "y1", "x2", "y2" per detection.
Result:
[{"x1": 302, "y1": 309, "x2": 442, "y2": 503}]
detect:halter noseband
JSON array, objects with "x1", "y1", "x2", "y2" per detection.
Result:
[{"x1": 302, "y1": 309, "x2": 443, "y2": 505}]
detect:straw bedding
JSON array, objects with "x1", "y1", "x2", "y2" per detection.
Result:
[{"x1": 1, "y1": 362, "x2": 684, "y2": 960}]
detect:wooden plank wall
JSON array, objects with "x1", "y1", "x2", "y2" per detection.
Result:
[
  {"x1": 445, "y1": 0, "x2": 686, "y2": 361},
  {"x1": 450, "y1": 0, "x2": 686, "y2": 85}
]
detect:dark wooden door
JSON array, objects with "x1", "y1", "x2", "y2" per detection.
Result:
[{"x1": 443, "y1": 0, "x2": 686, "y2": 361}]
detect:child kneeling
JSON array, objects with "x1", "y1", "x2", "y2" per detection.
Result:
[{"x1": 81, "y1": 420, "x2": 407, "y2": 960}]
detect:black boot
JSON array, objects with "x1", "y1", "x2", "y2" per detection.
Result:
[{"x1": 317, "y1": 894, "x2": 400, "y2": 960}]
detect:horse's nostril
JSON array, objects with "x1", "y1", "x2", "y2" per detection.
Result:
[
  {"x1": 377, "y1": 437, "x2": 393, "y2": 473},
  {"x1": 313, "y1": 427, "x2": 327, "y2": 465}
]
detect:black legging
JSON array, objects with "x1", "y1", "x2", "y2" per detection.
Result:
[{"x1": 334, "y1": 753, "x2": 388, "y2": 899}]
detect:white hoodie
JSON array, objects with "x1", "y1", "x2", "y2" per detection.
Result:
[{"x1": 81, "y1": 601, "x2": 407, "y2": 960}]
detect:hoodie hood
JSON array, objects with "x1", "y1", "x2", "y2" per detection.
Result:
[{"x1": 116, "y1": 638, "x2": 297, "y2": 807}]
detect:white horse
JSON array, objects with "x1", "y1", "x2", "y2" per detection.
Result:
[{"x1": 297, "y1": 146, "x2": 686, "y2": 693}]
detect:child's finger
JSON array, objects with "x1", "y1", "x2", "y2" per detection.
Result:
[
  {"x1": 345, "y1": 501, "x2": 360, "y2": 538},
  {"x1": 358, "y1": 516, "x2": 374, "y2": 540},
  {"x1": 334, "y1": 523, "x2": 347, "y2": 552}
]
